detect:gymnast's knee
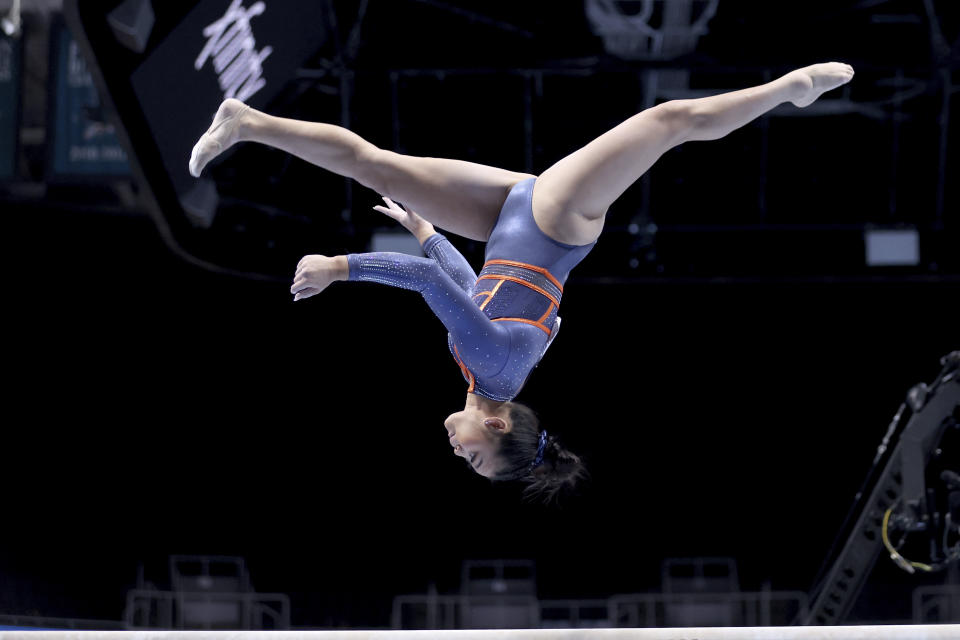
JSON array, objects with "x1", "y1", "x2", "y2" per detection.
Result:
[
  {"x1": 352, "y1": 144, "x2": 394, "y2": 195},
  {"x1": 650, "y1": 99, "x2": 704, "y2": 143}
]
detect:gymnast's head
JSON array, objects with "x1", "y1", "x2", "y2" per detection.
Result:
[{"x1": 445, "y1": 400, "x2": 587, "y2": 503}]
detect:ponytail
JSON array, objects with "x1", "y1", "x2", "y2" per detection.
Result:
[{"x1": 493, "y1": 402, "x2": 588, "y2": 504}]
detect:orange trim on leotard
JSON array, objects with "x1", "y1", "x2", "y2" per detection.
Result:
[
  {"x1": 536, "y1": 302, "x2": 555, "y2": 325},
  {"x1": 492, "y1": 317, "x2": 552, "y2": 335},
  {"x1": 452, "y1": 344, "x2": 475, "y2": 392},
  {"x1": 476, "y1": 275, "x2": 560, "y2": 308},
  {"x1": 483, "y1": 259, "x2": 563, "y2": 292},
  {"x1": 479, "y1": 279, "x2": 505, "y2": 311}
]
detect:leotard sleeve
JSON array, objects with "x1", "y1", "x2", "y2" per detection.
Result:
[
  {"x1": 421, "y1": 233, "x2": 477, "y2": 294},
  {"x1": 347, "y1": 247, "x2": 508, "y2": 377}
]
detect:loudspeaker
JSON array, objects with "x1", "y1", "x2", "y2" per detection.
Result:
[{"x1": 107, "y1": 0, "x2": 154, "y2": 53}]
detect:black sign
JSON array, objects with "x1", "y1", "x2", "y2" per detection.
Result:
[{"x1": 129, "y1": 0, "x2": 327, "y2": 199}]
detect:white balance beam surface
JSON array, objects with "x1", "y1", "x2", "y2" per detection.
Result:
[{"x1": 1, "y1": 627, "x2": 959, "y2": 640}]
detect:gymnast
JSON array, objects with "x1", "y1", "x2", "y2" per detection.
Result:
[{"x1": 189, "y1": 62, "x2": 854, "y2": 501}]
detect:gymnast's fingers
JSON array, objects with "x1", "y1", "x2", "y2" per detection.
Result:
[
  {"x1": 373, "y1": 205, "x2": 404, "y2": 222},
  {"x1": 290, "y1": 278, "x2": 311, "y2": 294},
  {"x1": 373, "y1": 204, "x2": 396, "y2": 216},
  {"x1": 294, "y1": 287, "x2": 320, "y2": 301}
]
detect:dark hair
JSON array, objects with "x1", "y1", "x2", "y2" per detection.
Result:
[{"x1": 491, "y1": 402, "x2": 588, "y2": 504}]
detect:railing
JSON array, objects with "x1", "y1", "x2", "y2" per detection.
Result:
[
  {"x1": 391, "y1": 590, "x2": 809, "y2": 629},
  {"x1": 539, "y1": 599, "x2": 611, "y2": 628},
  {"x1": 391, "y1": 595, "x2": 539, "y2": 630},
  {"x1": 913, "y1": 585, "x2": 960, "y2": 624},
  {"x1": 0, "y1": 614, "x2": 124, "y2": 630},
  {"x1": 124, "y1": 589, "x2": 290, "y2": 630},
  {"x1": 609, "y1": 591, "x2": 810, "y2": 628}
]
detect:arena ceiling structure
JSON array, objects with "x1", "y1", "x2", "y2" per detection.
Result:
[
  {"x1": 64, "y1": 0, "x2": 959, "y2": 282},
  {"x1": 1, "y1": 1, "x2": 958, "y2": 632}
]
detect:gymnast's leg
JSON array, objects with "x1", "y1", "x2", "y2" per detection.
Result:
[
  {"x1": 189, "y1": 100, "x2": 534, "y2": 241},
  {"x1": 532, "y1": 62, "x2": 855, "y2": 246}
]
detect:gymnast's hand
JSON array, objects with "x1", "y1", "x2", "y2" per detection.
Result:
[
  {"x1": 373, "y1": 196, "x2": 436, "y2": 245},
  {"x1": 291, "y1": 255, "x2": 349, "y2": 301}
]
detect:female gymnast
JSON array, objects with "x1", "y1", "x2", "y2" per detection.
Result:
[{"x1": 189, "y1": 62, "x2": 854, "y2": 501}]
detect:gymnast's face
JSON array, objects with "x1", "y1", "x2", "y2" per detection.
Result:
[{"x1": 444, "y1": 409, "x2": 510, "y2": 478}]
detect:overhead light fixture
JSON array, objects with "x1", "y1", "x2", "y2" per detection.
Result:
[
  {"x1": 1, "y1": 0, "x2": 21, "y2": 38},
  {"x1": 371, "y1": 231, "x2": 424, "y2": 256},
  {"x1": 865, "y1": 227, "x2": 920, "y2": 267},
  {"x1": 107, "y1": 0, "x2": 155, "y2": 53}
]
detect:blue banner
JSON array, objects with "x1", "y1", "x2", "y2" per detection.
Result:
[
  {"x1": 0, "y1": 33, "x2": 19, "y2": 180},
  {"x1": 50, "y1": 23, "x2": 130, "y2": 177}
]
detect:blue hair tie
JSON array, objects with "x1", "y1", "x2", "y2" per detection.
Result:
[{"x1": 531, "y1": 430, "x2": 548, "y2": 469}]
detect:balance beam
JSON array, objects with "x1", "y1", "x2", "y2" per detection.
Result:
[{"x1": 1, "y1": 627, "x2": 958, "y2": 640}]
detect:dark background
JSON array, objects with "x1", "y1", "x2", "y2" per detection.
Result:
[{"x1": 1, "y1": 0, "x2": 958, "y2": 630}]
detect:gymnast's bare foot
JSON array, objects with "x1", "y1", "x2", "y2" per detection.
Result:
[
  {"x1": 189, "y1": 98, "x2": 251, "y2": 177},
  {"x1": 786, "y1": 62, "x2": 855, "y2": 108}
]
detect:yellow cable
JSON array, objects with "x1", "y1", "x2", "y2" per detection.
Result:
[{"x1": 882, "y1": 506, "x2": 933, "y2": 573}]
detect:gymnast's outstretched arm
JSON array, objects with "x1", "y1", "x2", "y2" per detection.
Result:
[
  {"x1": 292, "y1": 250, "x2": 505, "y2": 377},
  {"x1": 422, "y1": 235, "x2": 478, "y2": 295},
  {"x1": 373, "y1": 197, "x2": 478, "y2": 293}
]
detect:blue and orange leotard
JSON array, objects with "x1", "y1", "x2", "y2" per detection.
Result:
[{"x1": 347, "y1": 178, "x2": 596, "y2": 401}]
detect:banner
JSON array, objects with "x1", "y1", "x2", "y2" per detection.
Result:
[
  {"x1": 0, "y1": 33, "x2": 19, "y2": 180},
  {"x1": 49, "y1": 22, "x2": 130, "y2": 178},
  {"x1": 129, "y1": 0, "x2": 327, "y2": 199}
]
